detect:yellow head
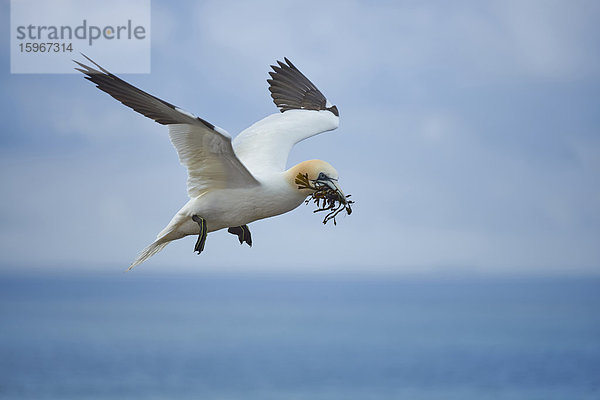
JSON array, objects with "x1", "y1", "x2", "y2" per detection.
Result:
[{"x1": 286, "y1": 159, "x2": 346, "y2": 203}]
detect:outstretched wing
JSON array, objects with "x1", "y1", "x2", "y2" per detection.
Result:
[
  {"x1": 75, "y1": 55, "x2": 259, "y2": 198},
  {"x1": 268, "y1": 58, "x2": 339, "y2": 116},
  {"x1": 233, "y1": 58, "x2": 340, "y2": 175}
]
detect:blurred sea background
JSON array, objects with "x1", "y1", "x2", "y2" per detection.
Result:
[{"x1": 1, "y1": 272, "x2": 598, "y2": 400}]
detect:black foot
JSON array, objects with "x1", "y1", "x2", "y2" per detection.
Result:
[
  {"x1": 227, "y1": 225, "x2": 252, "y2": 247},
  {"x1": 192, "y1": 215, "x2": 208, "y2": 254}
]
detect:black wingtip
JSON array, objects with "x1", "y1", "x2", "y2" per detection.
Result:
[
  {"x1": 283, "y1": 57, "x2": 296, "y2": 70},
  {"x1": 267, "y1": 58, "x2": 336, "y2": 114}
]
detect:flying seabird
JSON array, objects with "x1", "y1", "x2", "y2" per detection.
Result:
[{"x1": 75, "y1": 56, "x2": 347, "y2": 270}]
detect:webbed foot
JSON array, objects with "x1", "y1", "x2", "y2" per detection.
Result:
[
  {"x1": 192, "y1": 215, "x2": 208, "y2": 254},
  {"x1": 227, "y1": 225, "x2": 252, "y2": 247}
]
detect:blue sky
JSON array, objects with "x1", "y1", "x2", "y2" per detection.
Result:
[{"x1": 0, "y1": 0, "x2": 599, "y2": 275}]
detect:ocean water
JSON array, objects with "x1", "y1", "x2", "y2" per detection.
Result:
[{"x1": 0, "y1": 273, "x2": 599, "y2": 400}]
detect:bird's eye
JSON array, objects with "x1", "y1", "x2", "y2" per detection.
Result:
[{"x1": 317, "y1": 172, "x2": 328, "y2": 181}]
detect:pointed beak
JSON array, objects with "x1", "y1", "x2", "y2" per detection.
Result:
[{"x1": 317, "y1": 178, "x2": 347, "y2": 204}]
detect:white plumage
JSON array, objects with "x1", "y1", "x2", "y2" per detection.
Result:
[{"x1": 75, "y1": 56, "x2": 346, "y2": 269}]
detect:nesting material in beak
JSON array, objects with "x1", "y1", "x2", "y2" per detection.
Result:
[
  {"x1": 295, "y1": 173, "x2": 354, "y2": 225},
  {"x1": 318, "y1": 179, "x2": 347, "y2": 205}
]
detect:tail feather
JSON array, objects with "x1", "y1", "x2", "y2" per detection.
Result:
[
  {"x1": 127, "y1": 212, "x2": 189, "y2": 271},
  {"x1": 127, "y1": 239, "x2": 171, "y2": 271}
]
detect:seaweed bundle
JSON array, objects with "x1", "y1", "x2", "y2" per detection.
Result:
[{"x1": 295, "y1": 173, "x2": 354, "y2": 225}]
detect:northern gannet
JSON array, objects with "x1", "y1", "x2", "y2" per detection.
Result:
[{"x1": 75, "y1": 56, "x2": 346, "y2": 270}]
